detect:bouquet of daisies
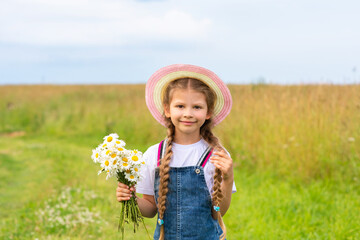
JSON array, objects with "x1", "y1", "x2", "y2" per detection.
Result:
[{"x1": 91, "y1": 133, "x2": 149, "y2": 239}]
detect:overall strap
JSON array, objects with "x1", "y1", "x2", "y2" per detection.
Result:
[
  {"x1": 196, "y1": 146, "x2": 213, "y2": 167},
  {"x1": 157, "y1": 139, "x2": 167, "y2": 167}
]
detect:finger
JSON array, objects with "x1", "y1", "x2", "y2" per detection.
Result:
[
  {"x1": 116, "y1": 191, "x2": 132, "y2": 201},
  {"x1": 210, "y1": 156, "x2": 227, "y2": 165},
  {"x1": 211, "y1": 159, "x2": 232, "y2": 173},
  {"x1": 212, "y1": 150, "x2": 229, "y2": 158},
  {"x1": 116, "y1": 187, "x2": 131, "y2": 195},
  {"x1": 119, "y1": 193, "x2": 131, "y2": 199},
  {"x1": 213, "y1": 148, "x2": 225, "y2": 155},
  {"x1": 213, "y1": 152, "x2": 229, "y2": 160},
  {"x1": 119, "y1": 186, "x2": 129, "y2": 191},
  {"x1": 118, "y1": 182, "x2": 129, "y2": 188},
  {"x1": 211, "y1": 160, "x2": 224, "y2": 170},
  {"x1": 211, "y1": 155, "x2": 233, "y2": 167},
  {"x1": 117, "y1": 196, "x2": 131, "y2": 202},
  {"x1": 116, "y1": 188, "x2": 132, "y2": 202},
  {"x1": 210, "y1": 156, "x2": 224, "y2": 162}
]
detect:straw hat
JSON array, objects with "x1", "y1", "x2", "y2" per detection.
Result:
[{"x1": 145, "y1": 64, "x2": 232, "y2": 127}]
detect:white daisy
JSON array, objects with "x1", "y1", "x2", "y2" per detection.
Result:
[
  {"x1": 120, "y1": 159, "x2": 131, "y2": 170},
  {"x1": 100, "y1": 156, "x2": 113, "y2": 171},
  {"x1": 108, "y1": 149, "x2": 119, "y2": 159},
  {"x1": 99, "y1": 142, "x2": 109, "y2": 150},
  {"x1": 125, "y1": 172, "x2": 137, "y2": 182},
  {"x1": 104, "y1": 149, "x2": 112, "y2": 156},
  {"x1": 110, "y1": 155, "x2": 120, "y2": 166},
  {"x1": 91, "y1": 148, "x2": 101, "y2": 163},
  {"x1": 121, "y1": 155, "x2": 130, "y2": 163},
  {"x1": 103, "y1": 133, "x2": 119, "y2": 145},
  {"x1": 131, "y1": 166, "x2": 140, "y2": 174},
  {"x1": 113, "y1": 146, "x2": 128, "y2": 158},
  {"x1": 115, "y1": 139, "x2": 126, "y2": 148},
  {"x1": 129, "y1": 153, "x2": 141, "y2": 165},
  {"x1": 131, "y1": 149, "x2": 143, "y2": 157},
  {"x1": 106, "y1": 170, "x2": 114, "y2": 180}
]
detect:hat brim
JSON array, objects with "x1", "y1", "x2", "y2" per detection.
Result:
[{"x1": 145, "y1": 64, "x2": 232, "y2": 127}]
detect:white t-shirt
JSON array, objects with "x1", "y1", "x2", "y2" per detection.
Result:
[{"x1": 136, "y1": 139, "x2": 237, "y2": 196}]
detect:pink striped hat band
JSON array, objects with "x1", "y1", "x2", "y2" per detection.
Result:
[{"x1": 145, "y1": 64, "x2": 232, "y2": 127}]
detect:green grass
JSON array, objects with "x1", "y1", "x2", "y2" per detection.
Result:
[{"x1": 0, "y1": 84, "x2": 359, "y2": 239}]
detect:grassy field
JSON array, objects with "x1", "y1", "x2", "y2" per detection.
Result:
[{"x1": 0, "y1": 84, "x2": 359, "y2": 239}]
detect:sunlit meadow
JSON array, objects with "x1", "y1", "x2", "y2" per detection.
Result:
[{"x1": 0, "y1": 84, "x2": 359, "y2": 239}]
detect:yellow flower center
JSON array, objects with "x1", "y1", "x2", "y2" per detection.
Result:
[
  {"x1": 133, "y1": 150, "x2": 138, "y2": 154},
  {"x1": 111, "y1": 153, "x2": 117, "y2": 158},
  {"x1": 130, "y1": 175, "x2": 135, "y2": 179},
  {"x1": 113, "y1": 160, "x2": 117, "y2": 165},
  {"x1": 132, "y1": 156, "x2": 139, "y2": 162},
  {"x1": 118, "y1": 147, "x2": 123, "y2": 151},
  {"x1": 116, "y1": 141, "x2": 120, "y2": 144},
  {"x1": 105, "y1": 160, "x2": 109, "y2": 166},
  {"x1": 141, "y1": 161, "x2": 145, "y2": 165},
  {"x1": 107, "y1": 136, "x2": 113, "y2": 142},
  {"x1": 123, "y1": 157, "x2": 128, "y2": 162},
  {"x1": 123, "y1": 162, "x2": 128, "y2": 167},
  {"x1": 106, "y1": 150, "x2": 111, "y2": 155},
  {"x1": 95, "y1": 153, "x2": 99, "y2": 158},
  {"x1": 102, "y1": 144, "x2": 107, "y2": 148},
  {"x1": 134, "y1": 168, "x2": 138, "y2": 172}
]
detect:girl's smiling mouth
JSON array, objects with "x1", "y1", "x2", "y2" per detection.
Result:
[{"x1": 180, "y1": 120, "x2": 196, "y2": 125}]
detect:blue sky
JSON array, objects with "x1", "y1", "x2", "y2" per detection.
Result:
[{"x1": 0, "y1": 0, "x2": 359, "y2": 85}]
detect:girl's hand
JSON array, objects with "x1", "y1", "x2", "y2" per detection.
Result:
[
  {"x1": 116, "y1": 182, "x2": 136, "y2": 202},
  {"x1": 210, "y1": 149, "x2": 234, "y2": 182}
]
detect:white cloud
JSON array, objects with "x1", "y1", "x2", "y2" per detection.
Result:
[
  {"x1": 0, "y1": 0, "x2": 211, "y2": 46},
  {"x1": 1, "y1": 0, "x2": 360, "y2": 84}
]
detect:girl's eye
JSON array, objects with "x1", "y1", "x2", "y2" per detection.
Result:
[
  {"x1": 176, "y1": 105, "x2": 184, "y2": 108},
  {"x1": 194, "y1": 106, "x2": 202, "y2": 109}
]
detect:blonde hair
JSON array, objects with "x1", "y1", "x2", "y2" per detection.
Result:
[{"x1": 157, "y1": 78, "x2": 226, "y2": 240}]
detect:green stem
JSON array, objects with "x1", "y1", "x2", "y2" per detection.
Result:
[
  {"x1": 116, "y1": 175, "x2": 151, "y2": 239},
  {"x1": 118, "y1": 201, "x2": 125, "y2": 240}
]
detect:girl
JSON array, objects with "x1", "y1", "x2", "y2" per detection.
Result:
[{"x1": 116, "y1": 64, "x2": 236, "y2": 240}]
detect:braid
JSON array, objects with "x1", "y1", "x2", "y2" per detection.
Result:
[
  {"x1": 157, "y1": 120, "x2": 175, "y2": 240},
  {"x1": 213, "y1": 168, "x2": 226, "y2": 240},
  {"x1": 201, "y1": 119, "x2": 227, "y2": 240}
]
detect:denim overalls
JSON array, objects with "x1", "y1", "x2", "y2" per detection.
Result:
[{"x1": 153, "y1": 139, "x2": 224, "y2": 240}]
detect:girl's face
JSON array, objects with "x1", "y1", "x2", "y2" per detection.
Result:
[{"x1": 164, "y1": 88, "x2": 211, "y2": 139}]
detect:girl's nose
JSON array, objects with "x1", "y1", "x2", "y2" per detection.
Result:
[{"x1": 183, "y1": 107, "x2": 193, "y2": 117}]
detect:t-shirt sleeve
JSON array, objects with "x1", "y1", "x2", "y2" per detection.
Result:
[
  {"x1": 232, "y1": 181, "x2": 237, "y2": 193},
  {"x1": 136, "y1": 145, "x2": 157, "y2": 195},
  {"x1": 224, "y1": 148, "x2": 237, "y2": 194},
  {"x1": 206, "y1": 147, "x2": 237, "y2": 194}
]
